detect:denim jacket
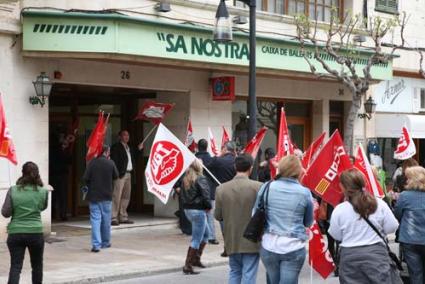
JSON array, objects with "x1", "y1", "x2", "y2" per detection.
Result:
[
  {"x1": 394, "y1": 190, "x2": 425, "y2": 245},
  {"x1": 253, "y1": 178, "x2": 314, "y2": 241}
]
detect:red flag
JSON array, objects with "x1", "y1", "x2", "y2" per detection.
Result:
[
  {"x1": 302, "y1": 132, "x2": 326, "y2": 169},
  {"x1": 208, "y1": 127, "x2": 219, "y2": 156},
  {"x1": 184, "y1": 118, "x2": 197, "y2": 152},
  {"x1": 276, "y1": 108, "x2": 294, "y2": 160},
  {"x1": 394, "y1": 126, "x2": 416, "y2": 160},
  {"x1": 145, "y1": 123, "x2": 196, "y2": 204},
  {"x1": 86, "y1": 112, "x2": 108, "y2": 162},
  {"x1": 134, "y1": 101, "x2": 174, "y2": 125},
  {"x1": 0, "y1": 94, "x2": 17, "y2": 165},
  {"x1": 354, "y1": 145, "x2": 385, "y2": 198},
  {"x1": 302, "y1": 130, "x2": 351, "y2": 207},
  {"x1": 242, "y1": 127, "x2": 268, "y2": 159},
  {"x1": 309, "y1": 220, "x2": 335, "y2": 279},
  {"x1": 221, "y1": 126, "x2": 230, "y2": 148}
]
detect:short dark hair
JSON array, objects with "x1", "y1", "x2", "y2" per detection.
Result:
[
  {"x1": 101, "y1": 144, "x2": 110, "y2": 155},
  {"x1": 118, "y1": 130, "x2": 128, "y2": 136},
  {"x1": 198, "y1": 139, "x2": 208, "y2": 152},
  {"x1": 224, "y1": 141, "x2": 236, "y2": 153},
  {"x1": 235, "y1": 154, "x2": 253, "y2": 172}
]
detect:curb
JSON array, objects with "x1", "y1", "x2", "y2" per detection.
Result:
[{"x1": 51, "y1": 260, "x2": 229, "y2": 284}]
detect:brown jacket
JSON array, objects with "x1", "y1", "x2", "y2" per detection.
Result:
[{"x1": 215, "y1": 175, "x2": 263, "y2": 255}]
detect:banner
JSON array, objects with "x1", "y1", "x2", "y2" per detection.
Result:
[
  {"x1": 211, "y1": 77, "x2": 235, "y2": 101},
  {"x1": 394, "y1": 126, "x2": 416, "y2": 160},
  {"x1": 86, "y1": 112, "x2": 108, "y2": 162},
  {"x1": 184, "y1": 118, "x2": 197, "y2": 152},
  {"x1": 302, "y1": 130, "x2": 351, "y2": 207},
  {"x1": 221, "y1": 126, "x2": 230, "y2": 148},
  {"x1": 309, "y1": 220, "x2": 335, "y2": 279},
  {"x1": 0, "y1": 93, "x2": 17, "y2": 165},
  {"x1": 134, "y1": 101, "x2": 174, "y2": 125},
  {"x1": 242, "y1": 127, "x2": 268, "y2": 159},
  {"x1": 302, "y1": 132, "x2": 326, "y2": 169},
  {"x1": 145, "y1": 123, "x2": 196, "y2": 204},
  {"x1": 354, "y1": 145, "x2": 385, "y2": 198},
  {"x1": 208, "y1": 127, "x2": 219, "y2": 156},
  {"x1": 276, "y1": 107, "x2": 294, "y2": 160}
]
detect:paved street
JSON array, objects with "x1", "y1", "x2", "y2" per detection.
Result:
[{"x1": 107, "y1": 262, "x2": 340, "y2": 284}]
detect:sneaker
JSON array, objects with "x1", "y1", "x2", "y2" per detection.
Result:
[
  {"x1": 208, "y1": 239, "x2": 219, "y2": 245},
  {"x1": 120, "y1": 219, "x2": 134, "y2": 224},
  {"x1": 221, "y1": 251, "x2": 228, "y2": 257},
  {"x1": 101, "y1": 244, "x2": 111, "y2": 249},
  {"x1": 91, "y1": 248, "x2": 100, "y2": 253},
  {"x1": 111, "y1": 220, "x2": 119, "y2": 226}
]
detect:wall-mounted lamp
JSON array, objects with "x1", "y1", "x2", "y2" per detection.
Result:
[
  {"x1": 358, "y1": 96, "x2": 377, "y2": 120},
  {"x1": 30, "y1": 72, "x2": 52, "y2": 107},
  {"x1": 214, "y1": 0, "x2": 233, "y2": 42},
  {"x1": 155, "y1": 1, "x2": 171, "y2": 12},
  {"x1": 353, "y1": 34, "x2": 366, "y2": 46},
  {"x1": 233, "y1": 15, "x2": 248, "y2": 25}
]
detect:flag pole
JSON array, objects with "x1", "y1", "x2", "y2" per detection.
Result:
[
  {"x1": 139, "y1": 124, "x2": 159, "y2": 148},
  {"x1": 201, "y1": 164, "x2": 221, "y2": 186},
  {"x1": 310, "y1": 259, "x2": 313, "y2": 284},
  {"x1": 8, "y1": 162, "x2": 12, "y2": 186}
]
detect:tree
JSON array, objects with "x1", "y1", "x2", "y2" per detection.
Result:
[{"x1": 294, "y1": 10, "x2": 407, "y2": 152}]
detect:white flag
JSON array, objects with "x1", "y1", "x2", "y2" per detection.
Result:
[
  {"x1": 394, "y1": 127, "x2": 416, "y2": 160},
  {"x1": 145, "y1": 123, "x2": 196, "y2": 204},
  {"x1": 208, "y1": 127, "x2": 219, "y2": 156}
]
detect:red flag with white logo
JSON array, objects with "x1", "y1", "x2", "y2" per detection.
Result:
[
  {"x1": 302, "y1": 132, "x2": 326, "y2": 169},
  {"x1": 208, "y1": 127, "x2": 219, "y2": 156},
  {"x1": 242, "y1": 127, "x2": 268, "y2": 160},
  {"x1": 86, "y1": 112, "x2": 108, "y2": 162},
  {"x1": 0, "y1": 93, "x2": 17, "y2": 165},
  {"x1": 134, "y1": 101, "x2": 174, "y2": 125},
  {"x1": 394, "y1": 127, "x2": 416, "y2": 160},
  {"x1": 276, "y1": 107, "x2": 294, "y2": 160},
  {"x1": 184, "y1": 118, "x2": 197, "y2": 152},
  {"x1": 309, "y1": 219, "x2": 335, "y2": 279},
  {"x1": 221, "y1": 126, "x2": 230, "y2": 148},
  {"x1": 145, "y1": 123, "x2": 196, "y2": 204},
  {"x1": 302, "y1": 130, "x2": 351, "y2": 207},
  {"x1": 354, "y1": 145, "x2": 385, "y2": 198}
]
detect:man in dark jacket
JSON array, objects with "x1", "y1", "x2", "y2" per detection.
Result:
[
  {"x1": 83, "y1": 145, "x2": 119, "y2": 252},
  {"x1": 110, "y1": 130, "x2": 142, "y2": 225},
  {"x1": 195, "y1": 139, "x2": 219, "y2": 245}
]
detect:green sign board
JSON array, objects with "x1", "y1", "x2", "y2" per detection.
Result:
[{"x1": 22, "y1": 11, "x2": 393, "y2": 80}]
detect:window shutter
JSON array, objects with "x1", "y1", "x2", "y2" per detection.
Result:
[{"x1": 375, "y1": 0, "x2": 398, "y2": 14}]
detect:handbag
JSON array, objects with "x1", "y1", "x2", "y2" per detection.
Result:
[
  {"x1": 363, "y1": 217, "x2": 404, "y2": 284},
  {"x1": 243, "y1": 181, "x2": 272, "y2": 243}
]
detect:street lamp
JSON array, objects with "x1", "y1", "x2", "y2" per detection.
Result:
[
  {"x1": 358, "y1": 96, "x2": 377, "y2": 120},
  {"x1": 30, "y1": 72, "x2": 52, "y2": 107},
  {"x1": 214, "y1": 0, "x2": 257, "y2": 141}
]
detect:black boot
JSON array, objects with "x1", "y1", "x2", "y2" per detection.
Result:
[
  {"x1": 183, "y1": 247, "x2": 199, "y2": 275},
  {"x1": 193, "y1": 242, "x2": 206, "y2": 268}
]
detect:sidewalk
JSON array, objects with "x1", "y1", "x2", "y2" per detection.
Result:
[{"x1": 0, "y1": 219, "x2": 227, "y2": 284}]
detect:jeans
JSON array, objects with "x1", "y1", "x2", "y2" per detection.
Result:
[
  {"x1": 260, "y1": 247, "x2": 306, "y2": 284},
  {"x1": 7, "y1": 233, "x2": 44, "y2": 284},
  {"x1": 229, "y1": 253, "x2": 260, "y2": 284},
  {"x1": 401, "y1": 243, "x2": 425, "y2": 284},
  {"x1": 90, "y1": 201, "x2": 112, "y2": 249},
  {"x1": 206, "y1": 200, "x2": 217, "y2": 240},
  {"x1": 184, "y1": 209, "x2": 210, "y2": 249}
]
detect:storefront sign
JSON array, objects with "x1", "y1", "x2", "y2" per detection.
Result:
[
  {"x1": 22, "y1": 10, "x2": 393, "y2": 80},
  {"x1": 211, "y1": 77, "x2": 235, "y2": 101}
]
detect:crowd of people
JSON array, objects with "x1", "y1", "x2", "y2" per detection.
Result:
[{"x1": 2, "y1": 133, "x2": 425, "y2": 284}]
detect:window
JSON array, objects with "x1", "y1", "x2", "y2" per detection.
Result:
[
  {"x1": 309, "y1": 0, "x2": 340, "y2": 22},
  {"x1": 420, "y1": 88, "x2": 425, "y2": 111},
  {"x1": 375, "y1": 0, "x2": 398, "y2": 14}
]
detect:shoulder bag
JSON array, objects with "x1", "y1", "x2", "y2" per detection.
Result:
[
  {"x1": 363, "y1": 217, "x2": 404, "y2": 284},
  {"x1": 243, "y1": 181, "x2": 272, "y2": 243}
]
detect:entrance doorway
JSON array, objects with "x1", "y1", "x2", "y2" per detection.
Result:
[{"x1": 49, "y1": 83, "x2": 155, "y2": 220}]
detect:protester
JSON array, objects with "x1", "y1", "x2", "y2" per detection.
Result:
[
  {"x1": 215, "y1": 154, "x2": 263, "y2": 284},
  {"x1": 329, "y1": 168, "x2": 399, "y2": 284},
  {"x1": 173, "y1": 178, "x2": 192, "y2": 235},
  {"x1": 258, "y1": 148, "x2": 275, "y2": 182},
  {"x1": 394, "y1": 166, "x2": 425, "y2": 283},
  {"x1": 195, "y1": 138, "x2": 219, "y2": 245},
  {"x1": 110, "y1": 130, "x2": 142, "y2": 225},
  {"x1": 208, "y1": 141, "x2": 237, "y2": 256},
  {"x1": 394, "y1": 158, "x2": 418, "y2": 193},
  {"x1": 181, "y1": 159, "x2": 212, "y2": 275},
  {"x1": 254, "y1": 155, "x2": 314, "y2": 284},
  {"x1": 83, "y1": 145, "x2": 119, "y2": 252},
  {"x1": 1, "y1": 162, "x2": 49, "y2": 284}
]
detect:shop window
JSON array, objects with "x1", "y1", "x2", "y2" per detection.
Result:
[
  {"x1": 308, "y1": 0, "x2": 340, "y2": 22},
  {"x1": 375, "y1": 0, "x2": 398, "y2": 14},
  {"x1": 420, "y1": 88, "x2": 425, "y2": 111}
]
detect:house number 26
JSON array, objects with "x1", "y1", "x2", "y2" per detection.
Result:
[{"x1": 121, "y1": 71, "x2": 130, "y2": 80}]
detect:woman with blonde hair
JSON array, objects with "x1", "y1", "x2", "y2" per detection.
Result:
[
  {"x1": 394, "y1": 166, "x2": 425, "y2": 283},
  {"x1": 180, "y1": 159, "x2": 212, "y2": 275},
  {"x1": 254, "y1": 155, "x2": 314, "y2": 284},
  {"x1": 329, "y1": 168, "x2": 399, "y2": 283}
]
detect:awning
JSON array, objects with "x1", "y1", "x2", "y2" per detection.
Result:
[{"x1": 375, "y1": 113, "x2": 425, "y2": 138}]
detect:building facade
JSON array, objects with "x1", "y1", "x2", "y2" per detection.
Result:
[{"x1": 0, "y1": 0, "x2": 424, "y2": 240}]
